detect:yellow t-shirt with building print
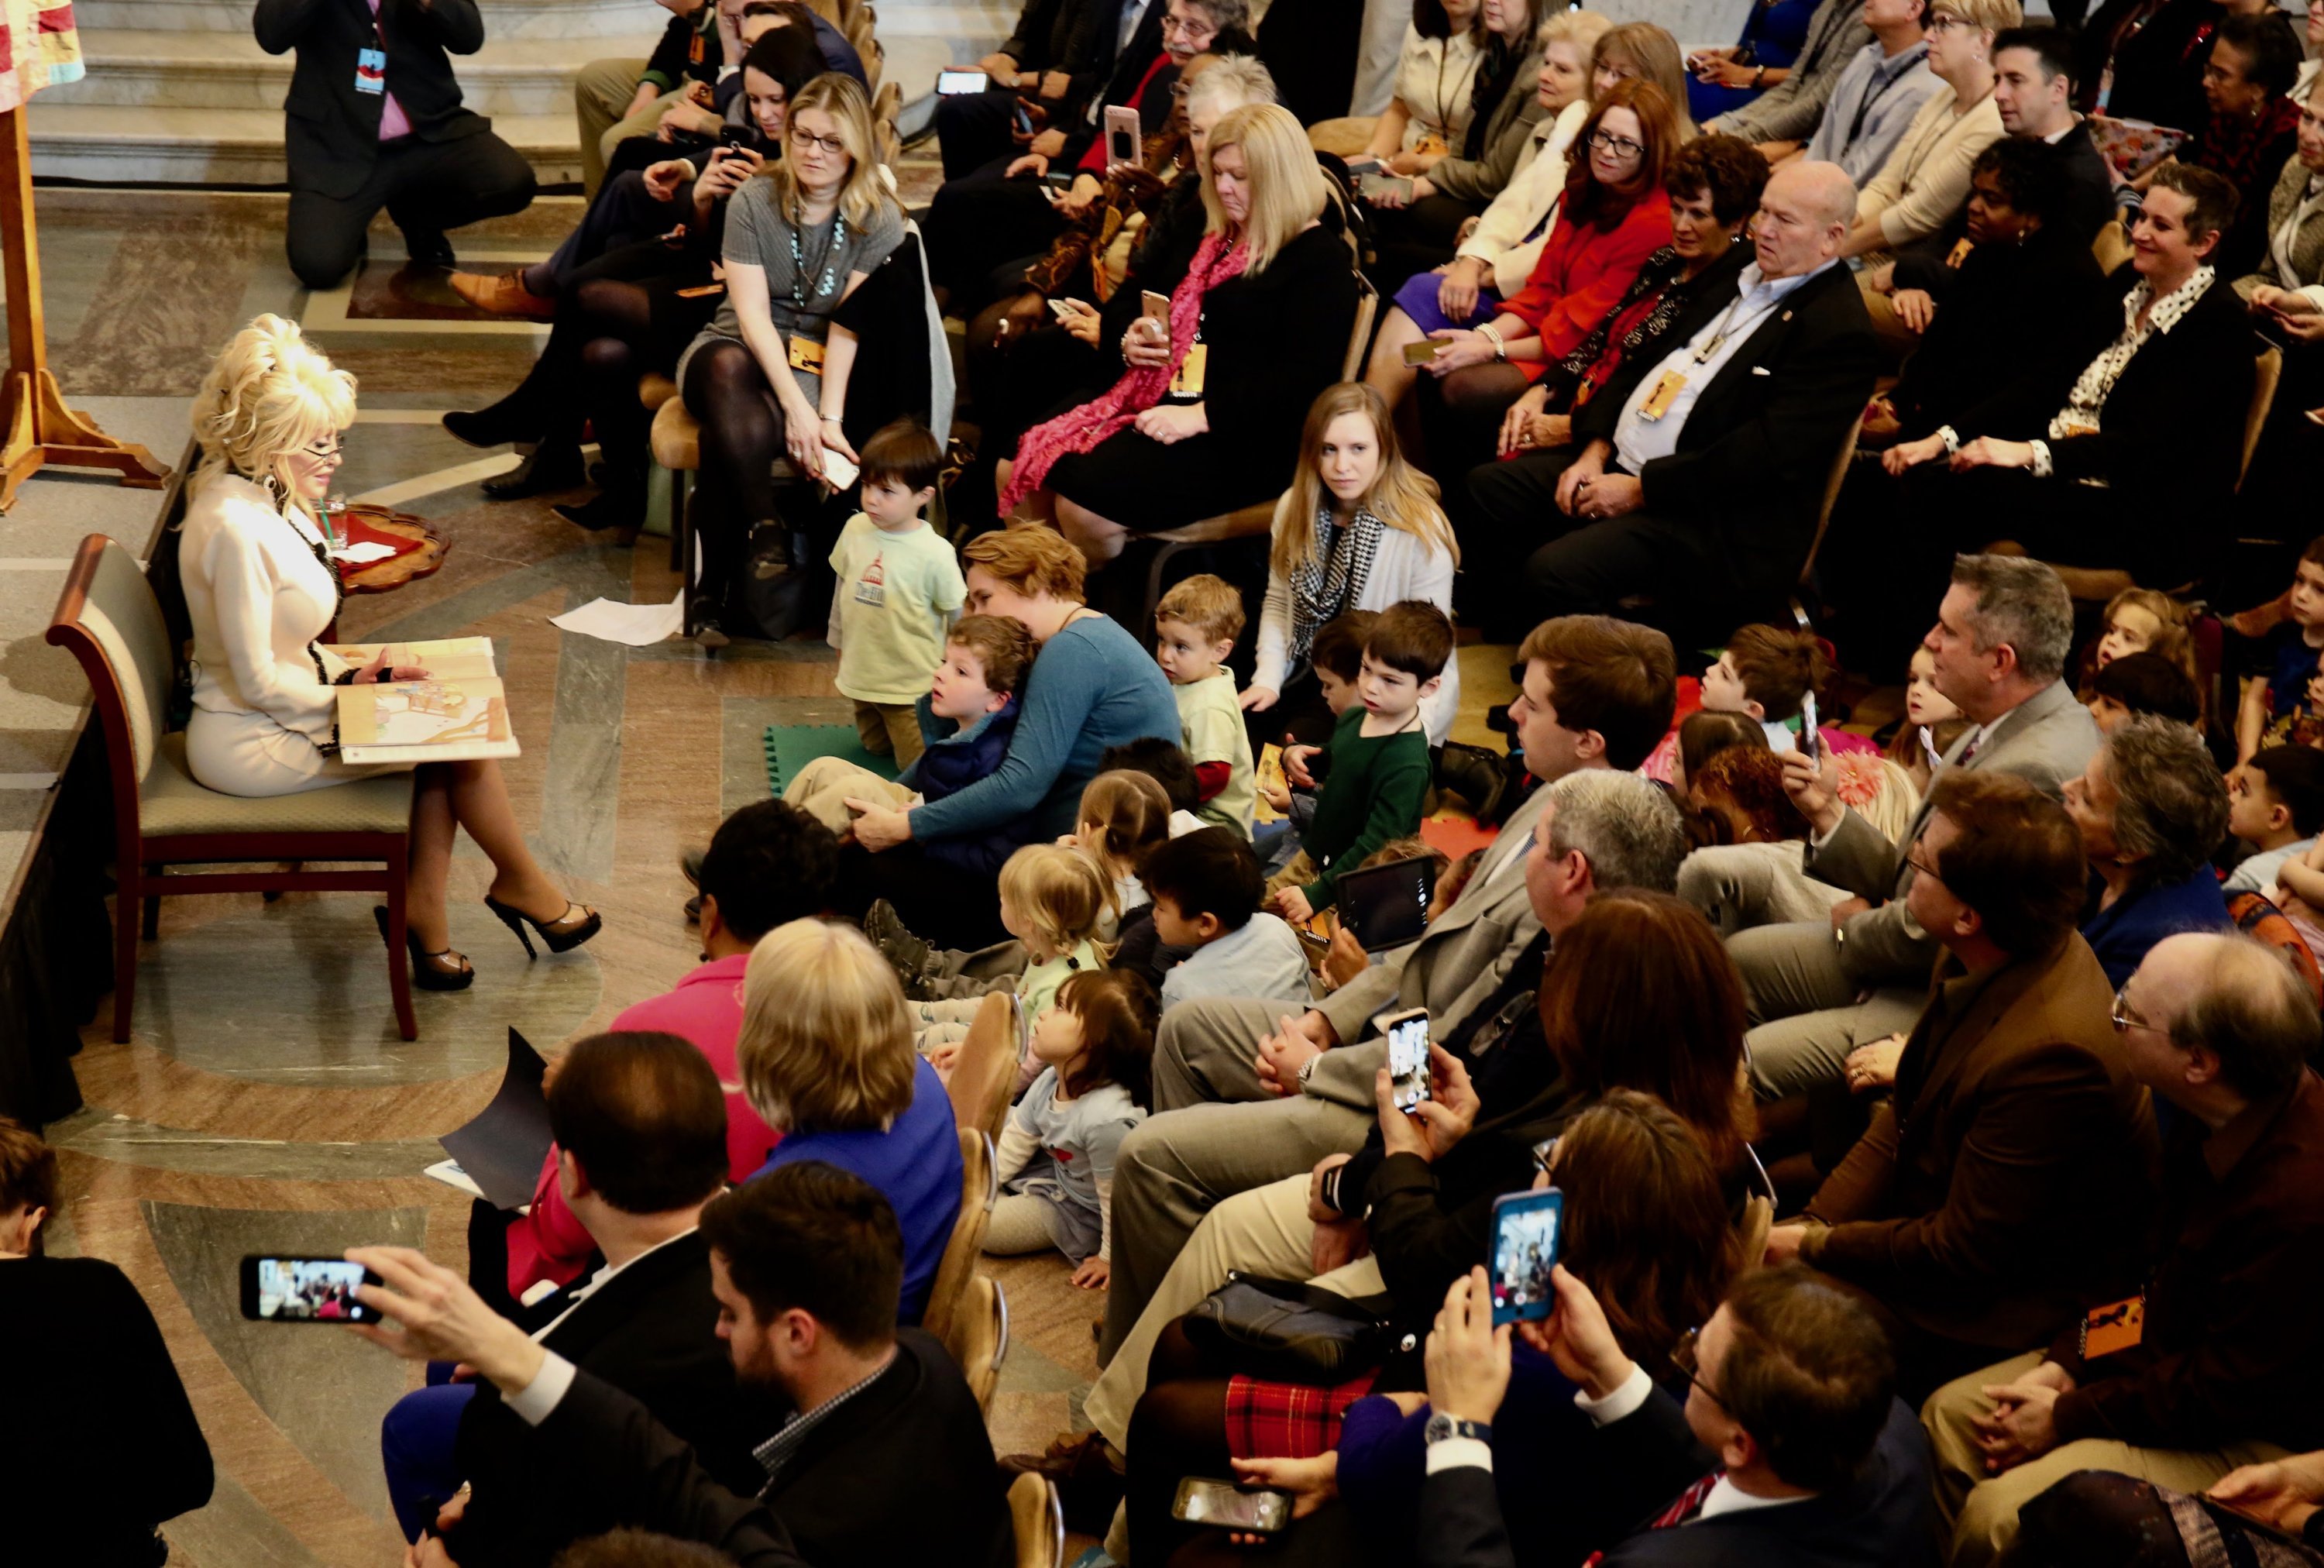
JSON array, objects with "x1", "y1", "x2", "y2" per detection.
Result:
[
  {"x1": 1176, "y1": 669, "x2": 1255, "y2": 838},
  {"x1": 827, "y1": 513, "x2": 967, "y2": 706}
]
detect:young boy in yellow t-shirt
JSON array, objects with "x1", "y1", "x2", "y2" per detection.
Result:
[
  {"x1": 827, "y1": 420, "x2": 964, "y2": 769},
  {"x1": 1155, "y1": 573, "x2": 1255, "y2": 838}
]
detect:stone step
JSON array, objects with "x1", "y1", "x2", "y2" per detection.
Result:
[
  {"x1": 74, "y1": 0, "x2": 651, "y2": 38},
  {"x1": 26, "y1": 104, "x2": 584, "y2": 188}
]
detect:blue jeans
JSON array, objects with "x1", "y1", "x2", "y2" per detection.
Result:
[{"x1": 380, "y1": 1367, "x2": 477, "y2": 1542}]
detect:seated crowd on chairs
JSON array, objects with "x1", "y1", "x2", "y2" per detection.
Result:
[{"x1": 40, "y1": 0, "x2": 2324, "y2": 1564}]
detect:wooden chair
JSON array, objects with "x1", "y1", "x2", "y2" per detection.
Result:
[
  {"x1": 2092, "y1": 220, "x2": 2133, "y2": 276},
  {"x1": 947, "y1": 990, "x2": 1026, "y2": 1140},
  {"x1": 946, "y1": 1271, "x2": 1009, "y2": 1413},
  {"x1": 920, "y1": 1126, "x2": 999, "y2": 1345},
  {"x1": 1737, "y1": 1193, "x2": 1774, "y2": 1271},
  {"x1": 1789, "y1": 422, "x2": 1862, "y2": 629},
  {"x1": 1008, "y1": 1473, "x2": 1066, "y2": 1568},
  {"x1": 46, "y1": 535, "x2": 421, "y2": 1042}
]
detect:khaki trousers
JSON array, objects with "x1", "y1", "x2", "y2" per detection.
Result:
[
  {"x1": 1923, "y1": 1350, "x2": 2292, "y2": 1568},
  {"x1": 783, "y1": 755, "x2": 912, "y2": 837},
  {"x1": 1081, "y1": 1172, "x2": 1384, "y2": 1453},
  {"x1": 854, "y1": 699, "x2": 925, "y2": 769},
  {"x1": 574, "y1": 56, "x2": 682, "y2": 198},
  {"x1": 1728, "y1": 917, "x2": 1924, "y2": 1100}
]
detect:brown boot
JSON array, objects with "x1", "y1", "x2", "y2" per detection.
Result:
[{"x1": 448, "y1": 270, "x2": 554, "y2": 320}]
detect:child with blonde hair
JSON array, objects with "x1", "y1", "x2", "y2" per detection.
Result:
[
  {"x1": 914, "y1": 843, "x2": 1112, "y2": 1075},
  {"x1": 1155, "y1": 573, "x2": 1257, "y2": 837}
]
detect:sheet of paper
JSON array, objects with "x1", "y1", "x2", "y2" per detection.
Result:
[
  {"x1": 330, "y1": 541, "x2": 400, "y2": 565},
  {"x1": 422, "y1": 1159, "x2": 485, "y2": 1199},
  {"x1": 551, "y1": 592, "x2": 686, "y2": 647}
]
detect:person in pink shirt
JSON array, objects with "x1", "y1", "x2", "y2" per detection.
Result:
[{"x1": 493, "y1": 798, "x2": 839, "y2": 1305}]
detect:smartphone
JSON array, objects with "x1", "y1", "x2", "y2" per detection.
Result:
[
  {"x1": 1487, "y1": 1188, "x2": 1564, "y2": 1326},
  {"x1": 1012, "y1": 101, "x2": 1034, "y2": 137},
  {"x1": 239, "y1": 1254, "x2": 381, "y2": 1323},
  {"x1": 1796, "y1": 690, "x2": 1818, "y2": 757},
  {"x1": 1172, "y1": 1478, "x2": 1291, "y2": 1533},
  {"x1": 718, "y1": 124, "x2": 754, "y2": 150},
  {"x1": 1105, "y1": 104, "x2": 1142, "y2": 166},
  {"x1": 937, "y1": 67, "x2": 990, "y2": 95},
  {"x1": 1047, "y1": 297, "x2": 1080, "y2": 319},
  {"x1": 1379, "y1": 1006, "x2": 1432, "y2": 1114},
  {"x1": 1140, "y1": 289, "x2": 1172, "y2": 327},
  {"x1": 1358, "y1": 170, "x2": 1415, "y2": 203},
  {"x1": 1403, "y1": 339, "x2": 1445, "y2": 366},
  {"x1": 1335, "y1": 855, "x2": 1436, "y2": 952},
  {"x1": 1343, "y1": 156, "x2": 1383, "y2": 177}
]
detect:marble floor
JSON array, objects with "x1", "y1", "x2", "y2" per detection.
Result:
[{"x1": 13, "y1": 179, "x2": 1523, "y2": 1564}]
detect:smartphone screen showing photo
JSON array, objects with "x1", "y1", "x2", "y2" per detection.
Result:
[
  {"x1": 243, "y1": 1256, "x2": 376, "y2": 1322},
  {"x1": 1489, "y1": 1190, "x2": 1563, "y2": 1326},
  {"x1": 1387, "y1": 1011, "x2": 1431, "y2": 1113}
]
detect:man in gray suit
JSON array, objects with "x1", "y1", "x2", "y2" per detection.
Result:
[
  {"x1": 1731, "y1": 554, "x2": 2100, "y2": 1098},
  {"x1": 1100, "y1": 617, "x2": 1677, "y2": 1362}
]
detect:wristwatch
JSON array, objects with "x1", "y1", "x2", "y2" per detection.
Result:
[
  {"x1": 1297, "y1": 1051, "x2": 1320, "y2": 1090},
  {"x1": 1425, "y1": 1414, "x2": 1493, "y2": 1446}
]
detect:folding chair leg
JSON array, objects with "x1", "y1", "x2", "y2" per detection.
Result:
[
  {"x1": 386, "y1": 843, "x2": 417, "y2": 1041},
  {"x1": 113, "y1": 867, "x2": 139, "y2": 1044},
  {"x1": 1142, "y1": 540, "x2": 1191, "y2": 639},
  {"x1": 141, "y1": 863, "x2": 160, "y2": 940}
]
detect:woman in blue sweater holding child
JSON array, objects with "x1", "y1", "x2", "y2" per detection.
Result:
[{"x1": 844, "y1": 525, "x2": 1180, "y2": 947}]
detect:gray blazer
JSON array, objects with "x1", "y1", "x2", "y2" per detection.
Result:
[
  {"x1": 1428, "y1": 45, "x2": 1550, "y2": 205},
  {"x1": 1305, "y1": 786, "x2": 1552, "y2": 1110},
  {"x1": 1709, "y1": 0, "x2": 1876, "y2": 146},
  {"x1": 1809, "y1": 678, "x2": 2099, "y2": 985},
  {"x1": 2233, "y1": 156, "x2": 2324, "y2": 305}
]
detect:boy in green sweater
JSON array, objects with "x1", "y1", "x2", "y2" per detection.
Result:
[{"x1": 1267, "y1": 600, "x2": 1451, "y2": 924}]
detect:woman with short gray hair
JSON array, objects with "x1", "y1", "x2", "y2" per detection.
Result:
[{"x1": 2064, "y1": 714, "x2": 2233, "y2": 985}]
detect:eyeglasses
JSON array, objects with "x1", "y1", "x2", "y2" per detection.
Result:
[
  {"x1": 789, "y1": 126, "x2": 848, "y2": 156},
  {"x1": 1160, "y1": 12, "x2": 1215, "y2": 38},
  {"x1": 296, "y1": 438, "x2": 344, "y2": 461},
  {"x1": 1530, "y1": 1136, "x2": 1560, "y2": 1178},
  {"x1": 1587, "y1": 129, "x2": 1645, "y2": 158},
  {"x1": 1669, "y1": 1327, "x2": 1726, "y2": 1410},
  {"x1": 1903, "y1": 851, "x2": 1944, "y2": 885},
  {"x1": 1926, "y1": 13, "x2": 1973, "y2": 32},
  {"x1": 2110, "y1": 984, "x2": 2169, "y2": 1038}
]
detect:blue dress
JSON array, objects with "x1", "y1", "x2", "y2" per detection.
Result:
[{"x1": 1689, "y1": 0, "x2": 1819, "y2": 125}]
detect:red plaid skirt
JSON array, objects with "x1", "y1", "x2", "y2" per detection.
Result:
[{"x1": 1223, "y1": 1367, "x2": 1381, "y2": 1460}]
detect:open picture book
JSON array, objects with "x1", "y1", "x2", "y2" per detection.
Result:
[{"x1": 328, "y1": 637, "x2": 521, "y2": 764}]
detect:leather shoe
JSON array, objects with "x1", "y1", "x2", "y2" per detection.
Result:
[
  {"x1": 484, "y1": 445, "x2": 585, "y2": 500},
  {"x1": 443, "y1": 405, "x2": 543, "y2": 450},
  {"x1": 449, "y1": 269, "x2": 553, "y2": 320},
  {"x1": 999, "y1": 1432, "x2": 1125, "y2": 1535},
  {"x1": 691, "y1": 600, "x2": 731, "y2": 650},
  {"x1": 554, "y1": 488, "x2": 645, "y2": 534},
  {"x1": 403, "y1": 228, "x2": 456, "y2": 269}
]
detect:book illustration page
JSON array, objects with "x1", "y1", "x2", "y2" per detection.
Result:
[{"x1": 342, "y1": 679, "x2": 511, "y2": 750}]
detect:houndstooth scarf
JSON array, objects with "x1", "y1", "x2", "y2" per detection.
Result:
[{"x1": 1286, "y1": 502, "x2": 1383, "y2": 670}]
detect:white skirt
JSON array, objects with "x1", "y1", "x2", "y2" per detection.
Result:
[{"x1": 186, "y1": 706, "x2": 410, "y2": 798}]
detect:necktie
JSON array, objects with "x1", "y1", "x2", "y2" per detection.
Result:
[{"x1": 1583, "y1": 1470, "x2": 1724, "y2": 1564}]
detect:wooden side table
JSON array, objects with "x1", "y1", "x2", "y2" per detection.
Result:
[{"x1": 340, "y1": 506, "x2": 449, "y2": 596}]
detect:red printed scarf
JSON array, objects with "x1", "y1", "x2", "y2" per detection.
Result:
[{"x1": 998, "y1": 231, "x2": 1250, "y2": 516}]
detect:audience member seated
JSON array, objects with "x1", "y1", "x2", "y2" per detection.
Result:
[
  {"x1": 1678, "y1": 745, "x2": 1858, "y2": 933},
  {"x1": 2233, "y1": 67, "x2": 2324, "y2": 506},
  {"x1": 2237, "y1": 538, "x2": 2324, "y2": 762},
  {"x1": 1133, "y1": 1089, "x2": 1744, "y2": 1567},
  {"x1": 1404, "y1": 81, "x2": 1682, "y2": 463},
  {"x1": 934, "y1": 0, "x2": 1102, "y2": 181},
  {"x1": 253, "y1": 0, "x2": 536, "y2": 289},
  {"x1": 1686, "y1": 0, "x2": 1820, "y2": 126},
  {"x1": 497, "y1": 799, "x2": 836, "y2": 1306},
  {"x1": 2078, "y1": 0, "x2": 2302, "y2": 161},
  {"x1": 1702, "y1": 0, "x2": 1876, "y2": 157},
  {"x1": 2224, "y1": 744, "x2": 2324, "y2": 894},
  {"x1": 1314, "y1": 0, "x2": 1490, "y2": 172},
  {"x1": 1764, "y1": 770, "x2": 2161, "y2": 1398},
  {"x1": 1731, "y1": 553, "x2": 2098, "y2": 1099},
  {"x1": 181, "y1": 317, "x2": 598, "y2": 991},
  {"x1": 838, "y1": 527, "x2": 1177, "y2": 949},
  {"x1": 2013, "y1": 1455, "x2": 2324, "y2": 1568},
  {"x1": 380, "y1": 1031, "x2": 778, "y2": 1559},
  {"x1": 734, "y1": 920, "x2": 964, "y2": 1322},
  {"x1": 1838, "y1": 0, "x2": 2017, "y2": 263},
  {"x1": 1143, "y1": 827, "x2": 1312, "y2": 1009},
  {"x1": 999, "y1": 103, "x2": 1362, "y2": 562},
  {"x1": 354, "y1": 1162, "x2": 1014, "y2": 1568},
  {"x1": 1418, "y1": 1260, "x2": 1937, "y2": 1568},
  {"x1": 672, "y1": 74, "x2": 903, "y2": 642},
  {"x1": 1887, "y1": 643, "x2": 1970, "y2": 793},
  {"x1": 2064, "y1": 715, "x2": 2233, "y2": 985},
  {"x1": 1923, "y1": 931, "x2": 2324, "y2": 1568},
  {"x1": 1800, "y1": 0, "x2": 1941, "y2": 182},
  {"x1": 1895, "y1": 163, "x2": 2254, "y2": 594},
  {"x1": 1463, "y1": 160, "x2": 1877, "y2": 636},
  {"x1": 1242, "y1": 384, "x2": 1463, "y2": 748},
  {"x1": 2087, "y1": 649, "x2": 2206, "y2": 734},
  {"x1": 2157, "y1": 12, "x2": 2305, "y2": 276},
  {"x1": 0, "y1": 1119, "x2": 211, "y2": 1567}
]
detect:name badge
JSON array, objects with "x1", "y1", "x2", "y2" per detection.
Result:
[
  {"x1": 356, "y1": 46, "x2": 387, "y2": 95},
  {"x1": 1170, "y1": 341, "x2": 1208, "y2": 399},
  {"x1": 1946, "y1": 238, "x2": 1974, "y2": 269},
  {"x1": 2078, "y1": 1294, "x2": 2145, "y2": 1359},
  {"x1": 788, "y1": 336, "x2": 827, "y2": 374},
  {"x1": 1638, "y1": 370, "x2": 1686, "y2": 422}
]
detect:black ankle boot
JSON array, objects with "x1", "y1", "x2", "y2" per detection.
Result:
[
  {"x1": 554, "y1": 483, "x2": 645, "y2": 533},
  {"x1": 483, "y1": 444, "x2": 586, "y2": 500},
  {"x1": 443, "y1": 403, "x2": 545, "y2": 450}
]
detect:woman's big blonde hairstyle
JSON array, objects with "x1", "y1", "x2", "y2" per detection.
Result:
[
  {"x1": 734, "y1": 919, "x2": 916, "y2": 1134},
  {"x1": 1200, "y1": 102, "x2": 1334, "y2": 273},
  {"x1": 1270, "y1": 383, "x2": 1459, "y2": 579},
  {"x1": 767, "y1": 72, "x2": 896, "y2": 232},
  {"x1": 190, "y1": 314, "x2": 357, "y2": 505}
]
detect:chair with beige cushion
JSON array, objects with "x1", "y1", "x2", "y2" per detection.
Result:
[
  {"x1": 1007, "y1": 1473, "x2": 1066, "y2": 1568},
  {"x1": 946, "y1": 1271, "x2": 1009, "y2": 1414},
  {"x1": 920, "y1": 1125, "x2": 998, "y2": 1346},
  {"x1": 46, "y1": 534, "x2": 420, "y2": 1043}
]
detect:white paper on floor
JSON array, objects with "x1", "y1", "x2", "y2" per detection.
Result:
[{"x1": 552, "y1": 592, "x2": 686, "y2": 646}]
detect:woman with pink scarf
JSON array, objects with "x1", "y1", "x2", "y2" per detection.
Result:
[{"x1": 999, "y1": 102, "x2": 1363, "y2": 565}]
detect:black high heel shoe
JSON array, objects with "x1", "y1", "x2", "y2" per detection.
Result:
[
  {"x1": 373, "y1": 906, "x2": 474, "y2": 992},
  {"x1": 484, "y1": 896, "x2": 603, "y2": 958}
]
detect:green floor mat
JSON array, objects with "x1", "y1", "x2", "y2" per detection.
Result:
[{"x1": 762, "y1": 723, "x2": 898, "y2": 797}]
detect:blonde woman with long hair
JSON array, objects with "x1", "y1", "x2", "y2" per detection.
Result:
[
  {"x1": 1242, "y1": 383, "x2": 1463, "y2": 745},
  {"x1": 672, "y1": 72, "x2": 904, "y2": 645},
  {"x1": 999, "y1": 101, "x2": 1362, "y2": 564},
  {"x1": 179, "y1": 315, "x2": 598, "y2": 990}
]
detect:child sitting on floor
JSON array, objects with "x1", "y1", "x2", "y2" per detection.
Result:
[
  {"x1": 2090, "y1": 651, "x2": 2204, "y2": 736},
  {"x1": 1143, "y1": 826, "x2": 1312, "y2": 1010},
  {"x1": 2226, "y1": 744, "x2": 2324, "y2": 895},
  {"x1": 914, "y1": 843, "x2": 1110, "y2": 1075},
  {"x1": 823, "y1": 420, "x2": 965, "y2": 769},
  {"x1": 1154, "y1": 573, "x2": 1257, "y2": 838},
  {"x1": 2236, "y1": 538, "x2": 2324, "y2": 764},
  {"x1": 1255, "y1": 610, "x2": 1372, "y2": 872},
  {"x1": 984, "y1": 969, "x2": 1157, "y2": 1291}
]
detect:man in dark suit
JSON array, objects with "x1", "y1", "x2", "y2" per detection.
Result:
[
  {"x1": 377, "y1": 1030, "x2": 776, "y2": 1560},
  {"x1": 254, "y1": 0, "x2": 537, "y2": 288},
  {"x1": 1764, "y1": 770, "x2": 2161, "y2": 1398},
  {"x1": 1464, "y1": 158, "x2": 1879, "y2": 640},
  {"x1": 353, "y1": 1161, "x2": 1013, "y2": 1568},
  {"x1": 1416, "y1": 1260, "x2": 1937, "y2": 1568}
]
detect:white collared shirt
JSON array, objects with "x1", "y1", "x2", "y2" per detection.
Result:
[
  {"x1": 504, "y1": 1227, "x2": 701, "y2": 1425},
  {"x1": 1612, "y1": 261, "x2": 1831, "y2": 475}
]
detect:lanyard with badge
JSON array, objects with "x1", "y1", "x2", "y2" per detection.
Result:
[
  {"x1": 357, "y1": 2, "x2": 389, "y2": 98},
  {"x1": 784, "y1": 207, "x2": 847, "y2": 374},
  {"x1": 1168, "y1": 310, "x2": 1208, "y2": 401},
  {"x1": 1636, "y1": 290, "x2": 1777, "y2": 422}
]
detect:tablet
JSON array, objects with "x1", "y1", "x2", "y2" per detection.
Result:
[{"x1": 1336, "y1": 855, "x2": 1435, "y2": 952}]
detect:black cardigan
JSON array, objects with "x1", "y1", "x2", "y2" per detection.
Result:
[{"x1": 253, "y1": 0, "x2": 490, "y2": 198}]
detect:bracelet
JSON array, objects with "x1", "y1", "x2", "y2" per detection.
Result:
[
  {"x1": 1477, "y1": 322, "x2": 1507, "y2": 361},
  {"x1": 1753, "y1": 64, "x2": 1766, "y2": 86},
  {"x1": 820, "y1": 414, "x2": 841, "y2": 424},
  {"x1": 1937, "y1": 425, "x2": 1961, "y2": 456}
]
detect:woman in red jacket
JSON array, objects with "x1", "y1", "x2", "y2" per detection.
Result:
[{"x1": 1408, "y1": 78, "x2": 1681, "y2": 462}]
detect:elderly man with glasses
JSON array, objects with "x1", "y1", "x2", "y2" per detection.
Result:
[{"x1": 1762, "y1": 769, "x2": 2159, "y2": 1402}]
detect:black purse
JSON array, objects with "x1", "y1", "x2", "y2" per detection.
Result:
[{"x1": 1181, "y1": 1272, "x2": 1412, "y2": 1384}]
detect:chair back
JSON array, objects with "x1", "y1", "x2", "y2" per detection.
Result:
[
  {"x1": 920, "y1": 1126, "x2": 998, "y2": 1345},
  {"x1": 1802, "y1": 422, "x2": 1860, "y2": 590},
  {"x1": 1340, "y1": 274, "x2": 1380, "y2": 383},
  {"x1": 1007, "y1": 1473, "x2": 1065, "y2": 1568},
  {"x1": 1737, "y1": 1193, "x2": 1774, "y2": 1271},
  {"x1": 47, "y1": 534, "x2": 174, "y2": 791},
  {"x1": 2240, "y1": 346, "x2": 2283, "y2": 491},
  {"x1": 947, "y1": 1273, "x2": 1009, "y2": 1413},
  {"x1": 947, "y1": 991, "x2": 1023, "y2": 1139},
  {"x1": 2092, "y1": 221, "x2": 2133, "y2": 276}
]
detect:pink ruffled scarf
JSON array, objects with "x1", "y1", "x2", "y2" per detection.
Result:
[{"x1": 998, "y1": 231, "x2": 1250, "y2": 517}]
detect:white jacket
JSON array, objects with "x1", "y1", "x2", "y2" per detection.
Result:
[
  {"x1": 1456, "y1": 98, "x2": 1590, "y2": 298},
  {"x1": 1250, "y1": 514, "x2": 1462, "y2": 746}
]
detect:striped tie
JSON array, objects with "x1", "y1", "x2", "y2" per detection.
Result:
[{"x1": 1582, "y1": 1470, "x2": 1724, "y2": 1565}]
